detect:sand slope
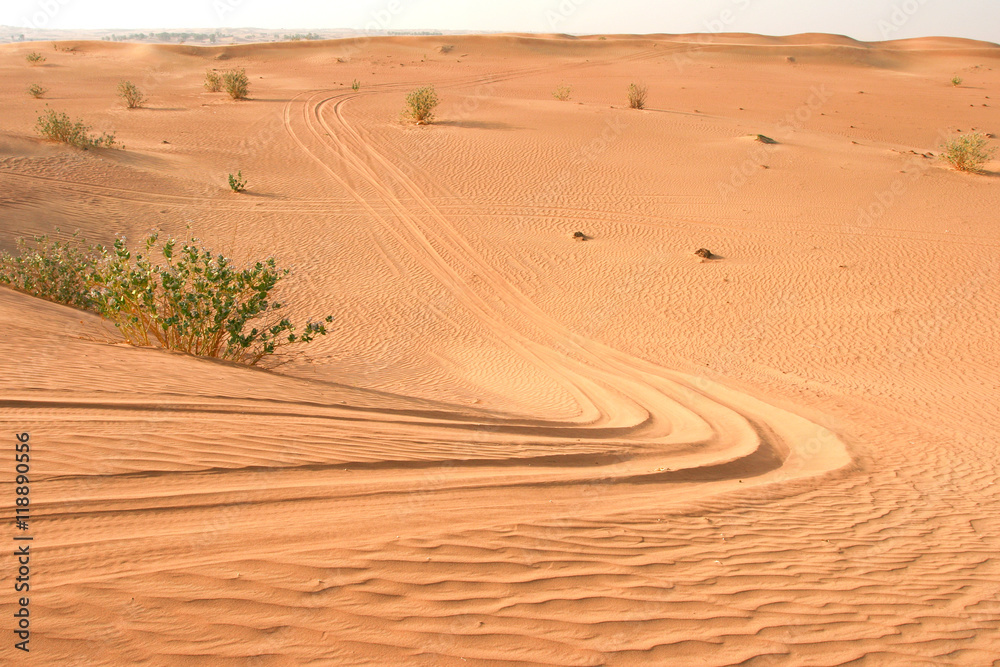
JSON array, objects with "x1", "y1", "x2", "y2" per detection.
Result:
[{"x1": 1, "y1": 34, "x2": 999, "y2": 665}]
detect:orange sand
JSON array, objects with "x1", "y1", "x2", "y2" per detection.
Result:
[{"x1": 1, "y1": 33, "x2": 999, "y2": 664}]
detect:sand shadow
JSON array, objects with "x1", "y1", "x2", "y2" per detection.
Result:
[
  {"x1": 237, "y1": 190, "x2": 281, "y2": 199},
  {"x1": 96, "y1": 148, "x2": 171, "y2": 170},
  {"x1": 436, "y1": 119, "x2": 519, "y2": 130}
]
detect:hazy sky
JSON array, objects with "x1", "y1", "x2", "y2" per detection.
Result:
[{"x1": 5, "y1": 0, "x2": 1000, "y2": 44}]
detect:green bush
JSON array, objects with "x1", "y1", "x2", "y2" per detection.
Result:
[
  {"x1": 204, "y1": 70, "x2": 222, "y2": 92},
  {"x1": 0, "y1": 233, "x2": 332, "y2": 366},
  {"x1": 26, "y1": 51, "x2": 45, "y2": 65},
  {"x1": 228, "y1": 171, "x2": 247, "y2": 192},
  {"x1": 35, "y1": 109, "x2": 118, "y2": 149},
  {"x1": 352, "y1": 79, "x2": 361, "y2": 91},
  {"x1": 403, "y1": 85, "x2": 439, "y2": 124},
  {"x1": 627, "y1": 82, "x2": 648, "y2": 109},
  {"x1": 0, "y1": 233, "x2": 101, "y2": 310},
  {"x1": 951, "y1": 76, "x2": 963, "y2": 87},
  {"x1": 27, "y1": 84, "x2": 47, "y2": 98},
  {"x1": 552, "y1": 84, "x2": 572, "y2": 101},
  {"x1": 940, "y1": 133, "x2": 995, "y2": 172},
  {"x1": 222, "y1": 68, "x2": 250, "y2": 100},
  {"x1": 117, "y1": 80, "x2": 147, "y2": 109}
]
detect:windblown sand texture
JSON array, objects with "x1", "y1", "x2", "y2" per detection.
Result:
[{"x1": 1, "y1": 33, "x2": 999, "y2": 665}]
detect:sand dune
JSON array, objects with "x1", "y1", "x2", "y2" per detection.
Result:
[{"x1": 1, "y1": 34, "x2": 999, "y2": 664}]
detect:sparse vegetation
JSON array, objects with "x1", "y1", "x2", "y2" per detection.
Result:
[
  {"x1": 117, "y1": 80, "x2": 147, "y2": 109},
  {"x1": 403, "y1": 85, "x2": 439, "y2": 125},
  {"x1": 222, "y1": 68, "x2": 250, "y2": 100},
  {"x1": 951, "y1": 76, "x2": 963, "y2": 87},
  {"x1": 940, "y1": 132, "x2": 994, "y2": 172},
  {"x1": 439, "y1": 45, "x2": 454, "y2": 54},
  {"x1": 552, "y1": 84, "x2": 572, "y2": 101},
  {"x1": 26, "y1": 51, "x2": 45, "y2": 65},
  {"x1": 35, "y1": 109, "x2": 118, "y2": 149},
  {"x1": 27, "y1": 84, "x2": 47, "y2": 99},
  {"x1": 0, "y1": 233, "x2": 333, "y2": 366},
  {"x1": 228, "y1": 171, "x2": 247, "y2": 193},
  {"x1": 352, "y1": 79, "x2": 361, "y2": 91},
  {"x1": 627, "y1": 82, "x2": 648, "y2": 110},
  {"x1": 204, "y1": 70, "x2": 222, "y2": 92}
]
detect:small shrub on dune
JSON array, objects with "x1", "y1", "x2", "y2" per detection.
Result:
[
  {"x1": 940, "y1": 133, "x2": 994, "y2": 172},
  {"x1": 204, "y1": 69, "x2": 222, "y2": 92},
  {"x1": 627, "y1": 82, "x2": 648, "y2": 109},
  {"x1": 228, "y1": 171, "x2": 247, "y2": 192},
  {"x1": 35, "y1": 109, "x2": 118, "y2": 149},
  {"x1": 352, "y1": 79, "x2": 361, "y2": 91},
  {"x1": 222, "y1": 68, "x2": 250, "y2": 100},
  {"x1": 26, "y1": 51, "x2": 45, "y2": 65},
  {"x1": 552, "y1": 84, "x2": 572, "y2": 101},
  {"x1": 0, "y1": 233, "x2": 333, "y2": 366},
  {"x1": 951, "y1": 76, "x2": 963, "y2": 87},
  {"x1": 27, "y1": 84, "x2": 47, "y2": 98},
  {"x1": 117, "y1": 80, "x2": 147, "y2": 109},
  {"x1": 402, "y1": 85, "x2": 439, "y2": 124}
]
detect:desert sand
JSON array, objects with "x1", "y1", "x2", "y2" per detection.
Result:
[{"x1": 1, "y1": 33, "x2": 999, "y2": 665}]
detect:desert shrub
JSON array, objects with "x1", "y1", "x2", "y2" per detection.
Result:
[
  {"x1": 117, "y1": 80, "x2": 147, "y2": 109},
  {"x1": 403, "y1": 85, "x2": 439, "y2": 124},
  {"x1": 352, "y1": 79, "x2": 361, "y2": 91},
  {"x1": 0, "y1": 233, "x2": 333, "y2": 366},
  {"x1": 26, "y1": 51, "x2": 45, "y2": 65},
  {"x1": 27, "y1": 84, "x2": 47, "y2": 98},
  {"x1": 951, "y1": 76, "x2": 963, "y2": 87},
  {"x1": 35, "y1": 109, "x2": 118, "y2": 149},
  {"x1": 222, "y1": 68, "x2": 250, "y2": 100},
  {"x1": 940, "y1": 133, "x2": 995, "y2": 172},
  {"x1": 228, "y1": 171, "x2": 247, "y2": 192},
  {"x1": 439, "y1": 45, "x2": 454, "y2": 54},
  {"x1": 627, "y1": 82, "x2": 648, "y2": 109},
  {"x1": 0, "y1": 233, "x2": 102, "y2": 310},
  {"x1": 204, "y1": 69, "x2": 222, "y2": 92},
  {"x1": 552, "y1": 84, "x2": 572, "y2": 101}
]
